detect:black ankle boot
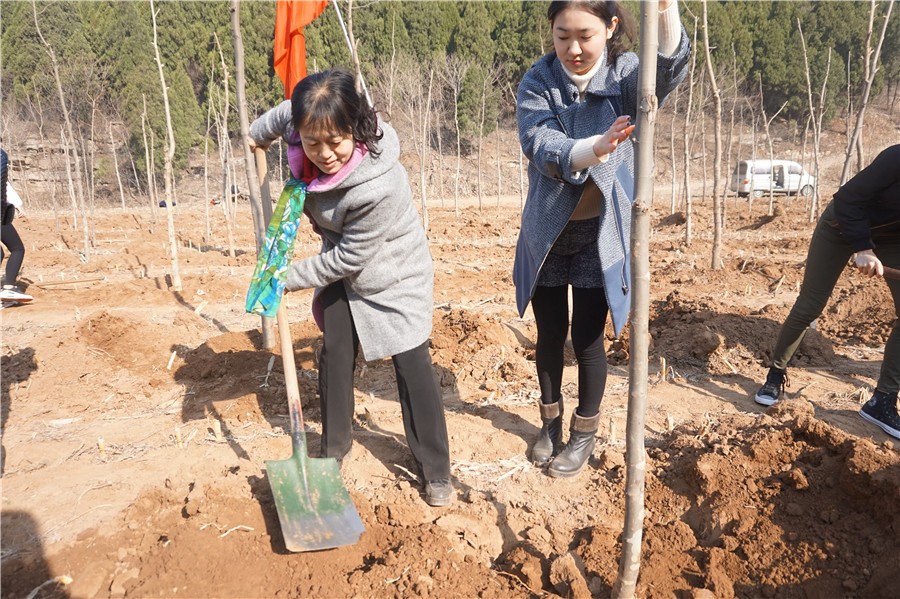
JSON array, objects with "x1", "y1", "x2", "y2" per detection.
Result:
[
  {"x1": 548, "y1": 413, "x2": 600, "y2": 478},
  {"x1": 531, "y1": 399, "x2": 563, "y2": 466}
]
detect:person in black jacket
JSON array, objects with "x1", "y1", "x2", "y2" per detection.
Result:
[
  {"x1": 753, "y1": 144, "x2": 900, "y2": 440},
  {"x1": 1, "y1": 148, "x2": 32, "y2": 304}
]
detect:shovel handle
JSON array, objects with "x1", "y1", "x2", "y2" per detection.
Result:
[
  {"x1": 254, "y1": 145, "x2": 307, "y2": 443},
  {"x1": 884, "y1": 266, "x2": 900, "y2": 281},
  {"x1": 276, "y1": 304, "x2": 306, "y2": 441}
]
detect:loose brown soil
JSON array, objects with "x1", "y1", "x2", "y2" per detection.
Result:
[{"x1": 3, "y1": 141, "x2": 899, "y2": 598}]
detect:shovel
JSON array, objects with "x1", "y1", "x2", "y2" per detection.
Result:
[
  {"x1": 883, "y1": 266, "x2": 900, "y2": 281},
  {"x1": 254, "y1": 147, "x2": 364, "y2": 552},
  {"x1": 266, "y1": 306, "x2": 365, "y2": 551}
]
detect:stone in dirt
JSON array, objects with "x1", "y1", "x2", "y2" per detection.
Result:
[{"x1": 549, "y1": 551, "x2": 591, "y2": 599}]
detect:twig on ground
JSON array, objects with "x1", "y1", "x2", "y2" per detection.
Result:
[
  {"x1": 77, "y1": 482, "x2": 113, "y2": 503},
  {"x1": 495, "y1": 570, "x2": 541, "y2": 595},
  {"x1": 394, "y1": 464, "x2": 418, "y2": 481},
  {"x1": 771, "y1": 275, "x2": 785, "y2": 294},
  {"x1": 219, "y1": 525, "x2": 254, "y2": 538},
  {"x1": 86, "y1": 346, "x2": 112, "y2": 358},
  {"x1": 719, "y1": 353, "x2": 739, "y2": 374},
  {"x1": 25, "y1": 576, "x2": 73, "y2": 599},
  {"x1": 469, "y1": 296, "x2": 496, "y2": 308},
  {"x1": 35, "y1": 276, "x2": 104, "y2": 288},
  {"x1": 384, "y1": 566, "x2": 410, "y2": 584}
]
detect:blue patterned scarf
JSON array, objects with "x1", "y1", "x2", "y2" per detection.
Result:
[{"x1": 245, "y1": 179, "x2": 307, "y2": 317}]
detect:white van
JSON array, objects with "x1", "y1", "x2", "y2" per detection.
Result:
[{"x1": 730, "y1": 159, "x2": 815, "y2": 198}]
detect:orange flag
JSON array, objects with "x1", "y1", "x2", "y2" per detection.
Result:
[{"x1": 273, "y1": 0, "x2": 329, "y2": 99}]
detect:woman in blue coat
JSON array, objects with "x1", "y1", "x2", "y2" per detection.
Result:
[{"x1": 515, "y1": 0, "x2": 689, "y2": 477}]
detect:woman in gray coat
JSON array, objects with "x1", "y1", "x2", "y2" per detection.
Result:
[
  {"x1": 515, "y1": 0, "x2": 689, "y2": 478},
  {"x1": 250, "y1": 70, "x2": 452, "y2": 506}
]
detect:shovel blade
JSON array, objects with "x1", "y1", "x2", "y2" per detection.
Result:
[{"x1": 266, "y1": 452, "x2": 365, "y2": 552}]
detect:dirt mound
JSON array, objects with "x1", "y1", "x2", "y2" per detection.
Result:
[
  {"x1": 11, "y1": 477, "x2": 525, "y2": 599},
  {"x1": 173, "y1": 321, "x2": 323, "y2": 425},
  {"x1": 649, "y1": 292, "x2": 836, "y2": 374},
  {"x1": 499, "y1": 401, "x2": 900, "y2": 598},
  {"x1": 820, "y1": 276, "x2": 895, "y2": 347},
  {"x1": 431, "y1": 308, "x2": 535, "y2": 397}
]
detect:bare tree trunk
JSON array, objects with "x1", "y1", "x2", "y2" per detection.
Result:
[
  {"x1": 477, "y1": 76, "x2": 487, "y2": 211},
  {"x1": 613, "y1": 3, "x2": 658, "y2": 596},
  {"x1": 889, "y1": 80, "x2": 899, "y2": 114},
  {"x1": 33, "y1": 0, "x2": 90, "y2": 259},
  {"x1": 214, "y1": 33, "x2": 236, "y2": 258},
  {"x1": 277, "y1": 139, "x2": 283, "y2": 184},
  {"x1": 845, "y1": 51, "x2": 852, "y2": 160},
  {"x1": 722, "y1": 42, "x2": 739, "y2": 213},
  {"x1": 442, "y1": 56, "x2": 470, "y2": 217},
  {"x1": 454, "y1": 98, "x2": 462, "y2": 215},
  {"x1": 839, "y1": 0, "x2": 894, "y2": 185},
  {"x1": 79, "y1": 133, "x2": 96, "y2": 247},
  {"x1": 109, "y1": 122, "x2": 126, "y2": 210},
  {"x1": 204, "y1": 76, "x2": 213, "y2": 244},
  {"x1": 333, "y1": 0, "x2": 372, "y2": 105},
  {"x1": 141, "y1": 95, "x2": 156, "y2": 220},
  {"x1": 759, "y1": 75, "x2": 787, "y2": 216},
  {"x1": 797, "y1": 18, "x2": 831, "y2": 223},
  {"x1": 702, "y1": 0, "x2": 724, "y2": 270},
  {"x1": 747, "y1": 105, "x2": 757, "y2": 214},
  {"x1": 215, "y1": 104, "x2": 237, "y2": 257},
  {"x1": 669, "y1": 87, "x2": 678, "y2": 214},
  {"x1": 420, "y1": 68, "x2": 434, "y2": 231},
  {"x1": 518, "y1": 149, "x2": 525, "y2": 211},
  {"x1": 507, "y1": 80, "x2": 525, "y2": 211},
  {"x1": 496, "y1": 119, "x2": 501, "y2": 207},
  {"x1": 436, "y1": 97, "x2": 444, "y2": 207},
  {"x1": 61, "y1": 126, "x2": 78, "y2": 229},
  {"x1": 388, "y1": 8, "x2": 396, "y2": 115},
  {"x1": 150, "y1": 0, "x2": 182, "y2": 291},
  {"x1": 127, "y1": 140, "x2": 142, "y2": 197},
  {"x1": 88, "y1": 105, "x2": 97, "y2": 214},
  {"x1": 232, "y1": 0, "x2": 275, "y2": 349},
  {"x1": 682, "y1": 19, "x2": 698, "y2": 246},
  {"x1": 699, "y1": 74, "x2": 707, "y2": 204},
  {"x1": 812, "y1": 49, "x2": 832, "y2": 222}
]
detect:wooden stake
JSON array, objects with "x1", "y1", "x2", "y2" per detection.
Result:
[{"x1": 35, "y1": 276, "x2": 105, "y2": 288}]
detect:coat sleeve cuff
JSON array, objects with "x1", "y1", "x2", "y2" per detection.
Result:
[
  {"x1": 659, "y1": 1, "x2": 681, "y2": 57},
  {"x1": 570, "y1": 137, "x2": 611, "y2": 171}
]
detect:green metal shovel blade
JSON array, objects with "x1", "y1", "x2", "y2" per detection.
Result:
[{"x1": 266, "y1": 441, "x2": 365, "y2": 552}]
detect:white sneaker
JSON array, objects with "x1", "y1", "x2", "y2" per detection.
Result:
[{"x1": 0, "y1": 287, "x2": 33, "y2": 303}]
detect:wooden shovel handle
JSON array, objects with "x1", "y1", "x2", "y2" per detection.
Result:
[
  {"x1": 884, "y1": 266, "x2": 900, "y2": 281},
  {"x1": 254, "y1": 145, "x2": 305, "y2": 438}
]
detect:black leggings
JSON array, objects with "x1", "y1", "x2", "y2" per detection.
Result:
[
  {"x1": 317, "y1": 281, "x2": 451, "y2": 480},
  {"x1": 532, "y1": 285, "x2": 609, "y2": 418},
  {"x1": 1, "y1": 223, "x2": 24, "y2": 285}
]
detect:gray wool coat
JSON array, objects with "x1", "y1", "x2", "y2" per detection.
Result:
[
  {"x1": 515, "y1": 28, "x2": 690, "y2": 337},
  {"x1": 250, "y1": 102, "x2": 433, "y2": 361}
]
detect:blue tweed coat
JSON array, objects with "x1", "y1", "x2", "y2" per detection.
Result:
[{"x1": 514, "y1": 29, "x2": 690, "y2": 337}]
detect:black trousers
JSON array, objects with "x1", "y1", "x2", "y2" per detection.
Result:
[
  {"x1": 318, "y1": 281, "x2": 451, "y2": 480},
  {"x1": 1, "y1": 223, "x2": 24, "y2": 285},
  {"x1": 532, "y1": 285, "x2": 609, "y2": 417}
]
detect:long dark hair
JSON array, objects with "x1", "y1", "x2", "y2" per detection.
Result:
[
  {"x1": 291, "y1": 69, "x2": 382, "y2": 155},
  {"x1": 547, "y1": 0, "x2": 636, "y2": 64}
]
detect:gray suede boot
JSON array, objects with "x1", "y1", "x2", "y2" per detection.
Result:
[
  {"x1": 530, "y1": 399, "x2": 564, "y2": 466},
  {"x1": 548, "y1": 413, "x2": 600, "y2": 478}
]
